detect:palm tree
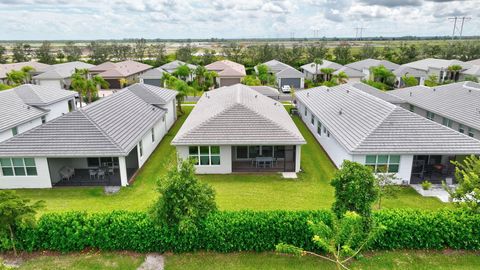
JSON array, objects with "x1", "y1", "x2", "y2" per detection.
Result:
[
  {"x1": 311, "y1": 58, "x2": 323, "y2": 83},
  {"x1": 447, "y1": 65, "x2": 462, "y2": 82},
  {"x1": 320, "y1": 68, "x2": 335, "y2": 82},
  {"x1": 6, "y1": 70, "x2": 26, "y2": 85},
  {"x1": 333, "y1": 71, "x2": 349, "y2": 84},
  {"x1": 174, "y1": 80, "x2": 189, "y2": 115},
  {"x1": 195, "y1": 66, "x2": 207, "y2": 93},
  {"x1": 86, "y1": 75, "x2": 109, "y2": 103},
  {"x1": 71, "y1": 72, "x2": 87, "y2": 107},
  {"x1": 20, "y1": 66, "x2": 35, "y2": 84}
]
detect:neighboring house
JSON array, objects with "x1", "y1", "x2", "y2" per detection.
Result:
[
  {"x1": 402, "y1": 58, "x2": 472, "y2": 85},
  {"x1": 392, "y1": 65, "x2": 428, "y2": 87},
  {"x1": 300, "y1": 60, "x2": 343, "y2": 81},
  {"x1": 0, "y1": 84, "x2": 77, "y2": 143},
  {"x1": 0, "y1": 83, "x2": 177, "y2": 189},
  {"x1": 346, "y1": 59, "x2": 399, "y2": 80},
  {"x1": 388, "y1": 81, "x2": 480, "y2": 140},
  {"x1": 89, "y1": 60, "x2": 152, "y2": 89},
  {"x1": 139, "y1": 67, "x2": 166, "y2": 87},
  {"x1": 33, "y1": 61, "x2": 94, "y2": 89},
  {"x1": 467, "y1": 58, "x2": 480, "y2": 66},
  {"x1": 296, "y1": 84, "x2": 480, "y2": 184},
  {"x1": 461, "y1": 65, "x2": 480, "y2": 81},
  {"x1": 332, "y1": 67, "x2": 364, "y2": 83},
  {"x1": 205, "y1": 60, "x2": 246, "y2": 87},
  {"x1": 257, "y1": 59, "x2": 305, "y2": 89},
  {"x1": 160, "y1": 60, "x2": 197, "y2": 82},
  {"x1": 172, "y1": 84, "x2": 305, "y2": 174},
  {"x1": 0, "y1": 61, "x2": 51, "y2": 84}
]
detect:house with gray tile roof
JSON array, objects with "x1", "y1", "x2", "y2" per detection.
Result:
[
  {"x1": 33, "y1": 61, "x2": 94, "y2": 89},
  {"x1": 257, "y1": 60, "x2": 305, "y2": 89},
  {"x1": 0, "y1": 62, "x2": 51, "y2": 83},
  {"x1": 172, "y1": 84, "x2": 305, "y2": 174},
  {"x1": 350, "y1": 82, "x2": 407, "y2": 106},
  {"x1": 296, "y1": 83, "x2": 480, "y2": 184},
  {"x1": 301, "y1": 60, "x2": 343, "y2": 82},
  {"x1": 0, "y1": 84, "x2": 77, "y2": 143},
  {"x1": 139, "y1": 67, "x2": 166, "y2": 87},
  {"x1": 346, "y1": 59, "x2": 400, "y2": 80},
  {"x1": 0, "y1": 83, "x2": 177, "y2": 189},
  {"x1": 388, "y1": 81, "x2": 480, "y2": 140},
  {"x1": 401, "y1": 58, "x2": 473, "y2": 85},
  {"x1": 160, "y1": 60, "x2": 197, "y2": 82}
]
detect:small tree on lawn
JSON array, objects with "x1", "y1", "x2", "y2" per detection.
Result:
[
  {"x1": 276, "y1": 211, "x2": 384, "y2": 270},
  {"x1": 331, "y1": 160, "x2": 378, "y2": 220},
  {"x1": 151, "y1": 160, "x2": 217, "y2": 231},
  {"x1": 0, "y1": 191, "x2": 44, "y2": 256},
  {"x1": 374, "y1": 168, "x2": 399, "y2": 210},
  {"x1": 444, "y1": 155, "x2": 480, "y2": 212}
]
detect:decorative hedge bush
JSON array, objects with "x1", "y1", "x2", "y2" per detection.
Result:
[{"x1": 2, "y1": 209, "x2": 479, "y2": 253}]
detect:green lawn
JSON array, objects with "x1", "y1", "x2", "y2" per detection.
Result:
[
  {"x1": 2, "y1": 251, "x2": 144, "y2": 270},
  {"x1": 164, "y1": 251, "x2": 480, "y2": 270},
  {"x1": 15, "y1": 106, "x2": 447, "y2": 213}
]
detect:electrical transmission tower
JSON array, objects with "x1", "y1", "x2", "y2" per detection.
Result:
[
  {"x1": 449, "y1": 16, "x2": 471, "y2": 40},
  {"x1": 354, "y1": 27, "x2": 366, "y2": 40}
]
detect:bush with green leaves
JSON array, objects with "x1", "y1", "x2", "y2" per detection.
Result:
[
  {"x1": 445, "y1": 155, "x2": 480, "y2": 212},
  {"x1": 151, "y1": 160, "x2": 217, "y2": 232},
  {"x1": 1, "y1": 209, "x2": 480, "y2": 253},
  {"x1": 421, "y1": 180, "x2": 432, "y2": 190},
  {"x1": 331, "y1": 160, "x2": 378, "y2": 219}
]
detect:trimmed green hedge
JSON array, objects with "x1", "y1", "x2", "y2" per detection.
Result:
[{"x1": 2, "y1": 209, "x2": 480, "y2": 253}]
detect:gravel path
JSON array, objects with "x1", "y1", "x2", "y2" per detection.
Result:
[{"x1": 137, "y1": 254, "x2": 164, "y2": 270}]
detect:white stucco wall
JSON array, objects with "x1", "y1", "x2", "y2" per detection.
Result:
[
  {"x1": 0, "y1": 118, "x2": 44, "y2": 143},
  {"x1": 176, "y1": 145, "x2": 232, "y2": 174},
  {"x1": 43, "y1": 99, "x2": 73, "y2": 121},
  {"x1": 297, "y1": 101, "x2": 352, "y2": 168},
  {"x1": 137, "y1": 115, "x2": 168, "y2": 168},
  {"x1": 0, "y1": 157, "x2": 52, "y2": 189},
  {"x1": 159, "y1": 99, "x2": 176, "y2": 131}
]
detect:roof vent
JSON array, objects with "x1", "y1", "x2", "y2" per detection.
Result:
[
  {"x1": 469, "y1": 89, "x2": 472, "y2": 93},
  {"x1": 327, "y1": 88, "x2": 330, "y2": 92},
  {"x1": 307, "y1": 92, "x2": 310, "y2": 97},
  {"x1": 339, "y1": 108, "x2": 343, "y2": 115},
  {"x1": 27, "y1": 106, "x2": 30, "y2": 110},
  {"x1": 433, "y1": 88, "x2": 436, "y2": 92},
  {"x1": 255, "y1": 95, "x2": 258, "y2": 98},
  {"x1": 409, "y1": 92, "x2": 412, "y2": 96},
  {"x1": 346, "y1": 89, "x2": 350, "y2": 94},
  {"x1": 274, "y1": 102, "x2": 277, "y2": 106}
]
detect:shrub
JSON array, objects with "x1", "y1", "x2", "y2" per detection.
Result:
[
  {"x1": 1, "y1": 209, "x2": 480, "y2": 253},
  {"x1": 421, "y1": 180, "x2": 432, "y2": 190}
]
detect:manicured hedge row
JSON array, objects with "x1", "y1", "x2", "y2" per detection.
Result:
[{"x1": 3, "y1": 209, "x2": 480, "y2": 253}]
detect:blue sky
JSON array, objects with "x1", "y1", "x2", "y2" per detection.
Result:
[{"x1": 0, "y1": 0, "x2": 479, "y2": 40}]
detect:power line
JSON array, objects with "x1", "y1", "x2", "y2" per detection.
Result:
[
  {"x1": 353, "y1": 27, "x2": 366, "y2": 40},
  {"x1": 449, "y1": 16, "x2": 471, "y2": 40}
]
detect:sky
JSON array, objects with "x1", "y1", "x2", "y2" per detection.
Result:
[{"x1": 0, "y1": 0, "x2": 479, "y2": 40}]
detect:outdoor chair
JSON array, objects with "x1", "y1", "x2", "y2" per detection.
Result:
[
  {"x1": 97, "y1": 170, "x2": 106, "y2": 180},
  {"x1": 89, "y1": 169, "x2": 97, "y2": 179}
]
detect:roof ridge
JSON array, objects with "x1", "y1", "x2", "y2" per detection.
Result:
[{"x1": 79, "y1": 109, "x2": 126, "y2": 154}]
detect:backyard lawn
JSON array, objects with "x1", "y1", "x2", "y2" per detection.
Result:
[{"x1": 15, "y1": 106, "x2": 447, "y2": 213}]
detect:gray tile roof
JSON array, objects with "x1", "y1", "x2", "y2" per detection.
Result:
[
  {"x1": 259, "y1": 59, "x2": 291, "y2": 74},
  {"x1": 393, "y1": 65, "x2": 428, "y2": 77},
  {"x1": 0, "y1": 61, "x2": 51, "y2": 79},
  {"x1": 33, "y1": 61, "x2": 94, "y2": 79},
  {"x1": 301, "y1": 60, "x2": 344, "y2": 74},
  {"x1": 296, "y1": 84, "x2": 480, "y2": 154},
  {"x1": 467, "y1": 59, "x2": 480, "y2": 66},
  {"x1": 350, "y1": 82, "x2": 406, "y2": 104},
  {"x1": 332, "y1": 66, "x2": 364, "y2": 77},
  {"x1": 139, "y1": 67, "x2": 166, "y2": 79},
  {"x1": 172, "y1": 84, "x2": 305, "y2": 146},
  {"x1": 404, "y1": 58, "x2": 472, "y2": 71},
  {"x1": 346, "y1": 59, "x2": 399, "y2": 71},
  {"x1": 275, "y1": 67, "x2": 305, "y2": 79},
  {"x1": 0, "y1": 84, "x2": 176, "y2": 157},
  {"x1": 0, "y1": 84, "x2": 76, "y2": 132},
  {"x1": 463, "y1": 65, "x2": 480, "y2": 76},
  {"x1": 160, "y1": 60, "x2": 197, "y2": 72},
  {"x1": 126, "y1": 83, "x2": 177, "y2": 105},
  {"x1": 388, "y1": 82, "x2": 480, "y2": 131},
  {"x1": 248, "y1": 86, "x2": 280, "y2": 96}
]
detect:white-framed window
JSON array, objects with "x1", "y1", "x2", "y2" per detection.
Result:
[
  {"x1": 41, "y1": 116, "x2": 46, "y2": 124},
  {"x1": 189, "y1": 146, "x2": 220, "y2": 166},
  {"x1": 442, "y1": 117, "x2": 452, "y2": 128},
  {"x1": 317, "y1": 120, "x2": 322, "y2": 136},
  {"x1": 409, "y1": 104, "x2": 415, "y2": 112},
  {"x1": 311, "y1": 114, "x2": 315, "y2": 125},
  {"x1": 0, "y1": 158, "x2": 37, "y2": 176},
  {"x1": 468, "y1": 127, "x2": 475, "y2": 138},
  {"x1": 139, "y1": 141, "x2": 143, "y2": 157},
  {"x1": 365, "y1": 155, "x2": 400, "y2": 173},
  {"x1": 426, "y1": 111, "x2": 435, "y2": 121},
  {"x1": 304, "y1": 107, "x2": 307, "y2": 116},
  {"x1": 12, "y1": 127, "x2": 18, "y2": 136},
  {"x1": 459, "y1": 124, "x2": 465, "y2": 134},
  {"x1": 327, "y1": 131, "x2": 330, "y2": 137},
  {"x1": 151, "y1": 128, "x2": 155, "y2": 143}
]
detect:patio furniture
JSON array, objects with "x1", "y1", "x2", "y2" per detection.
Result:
[
  {"x1": 255, "y1": 157, "x2": 274, "y2": 168},
  {"x1": 59, "y1": 166, "x2": 75, "y2": 181},
  {"x1": 107, "y1": 167, "x2": 114, "y2": 175},
  {"x1": 89, "y1": 169, "x2": 97, "y2": 180},
  {"x1": 97, "y1": 169, "x2": 106, "y2": 180}
]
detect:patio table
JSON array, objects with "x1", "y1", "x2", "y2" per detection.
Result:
[{"x1": 255, "y1": 157, "x2": 274, "y2": 168}]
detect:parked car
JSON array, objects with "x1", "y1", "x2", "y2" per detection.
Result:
[{"x1": 281, "y1": 85, "x2": 291, "y2": 93}]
